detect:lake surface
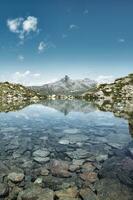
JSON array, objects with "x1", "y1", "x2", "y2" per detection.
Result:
[{"x1": 0, "y1": 100, "x2": 133, "y2": 199}]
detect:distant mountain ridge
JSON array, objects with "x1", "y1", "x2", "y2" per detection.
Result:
[{"x1": 29, "y1": 75, "x2": 97, "y2": 96}]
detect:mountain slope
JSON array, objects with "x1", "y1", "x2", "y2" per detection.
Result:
[
  {"x1": 0, "y1": 82, "x2": 42, "y2": 102},
  {"x1": 83, "y1": 73, "x2": 133, "y2": 100},
  {"x1": 30, "y1": 75, "x2": 97, "y2": 96}
]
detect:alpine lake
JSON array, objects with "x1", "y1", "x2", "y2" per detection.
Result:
[{"x1": 0, "y1": 99, "x2": 133, "y2": 200}]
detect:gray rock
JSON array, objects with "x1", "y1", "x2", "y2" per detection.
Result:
[
  {"x1": 8, "y1": 172, "x2": 24, "y2": 183},
  {"x1": 59, "y1": 134, "x2": 89, "y2": 144},
  {"x1": 50, "y1": 160, "x2": 72, "y2": 178},
  {"x1": 33, "y1": 149, "x2": 50, "y2": 163},
  {"x1": 0, "y1": 183, "x2": 9, "y2": 198},
  {"x1": 80, "y1": 188, "x2": 98, "y2": 200},
  {"x1": 96, "y1": 178, "x2": 133, "y2": 200},
  {"x1": 55, "y1": 186, "x2": 78, "y2": 199},
  {"x1": 40, "y1": 168, "x2": 49, "y2": 176},
  {"x1": 33, "y1": 149, "x2": 50, "y2": 158},
  {"x1": 17, "y1": 185, "x2": 54, "y2": 200},
  {"x1": 99, "y1": 156, "x2": 133, "y2": 186},
  {"x1": 81, "y1": 162, "x2": 96, "y2": 172},
  {"x1": 33, "y1": 156, "x2": 50, "y2": 163},
  {"x1": 66, "y1": 149, "x2": 90, "y2": 159}
]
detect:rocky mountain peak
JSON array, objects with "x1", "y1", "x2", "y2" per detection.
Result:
[{"x1": 61, "y1": 75, "x2": 70, "y2": 83}]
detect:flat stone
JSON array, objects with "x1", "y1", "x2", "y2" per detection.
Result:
[
  {"x1": 8, "y1": 172, "x2": 24, "y2": 183},
  {"x1": 33, "y1": 156, "x2": 50, "y2": 163},
  {"x1": 40, "y1": 168, "x2": 49, "y2": 176},
  {"x1": 33, "y1": 149, "x2": 50, "y2": 158},
  {"x1": 96, "y1": 154, "x2": 108, "y2": 162},
  {"x1": 50, "y1": 160, "x2": 72, "y2": 178},
  {"x1": 39, "y1": 136, "x2": 48, "y2": 140},
  {"x1": 80, "y1": 172, "x2": 97, "y2": 183},
  {"x1": 72, "y1": 159, "x2": 85, "y2": 166},
  {"x1": 55, "y1": 187, "x2": 78, "y2": 199},
  {"x1": 59, "y1": 139, "x2": 70, "y2": 145},
  {"x1": 63, "y1": 129, "x2": 80, "y2": 134},
  {"x1": 66, "y1": 149, "x2": 90, "y2": 159},
  {"x1": 59, "y1": 134, "x2": 89, "y2": 144}
]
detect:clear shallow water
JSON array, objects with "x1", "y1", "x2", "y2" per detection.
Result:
[{"x1": 0, "y1": 100, "x2": 133, "y2": 199}]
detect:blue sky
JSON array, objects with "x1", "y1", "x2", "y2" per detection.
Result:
[{"x1": 0, "y1": 0, "x2": 133, "y2": 85}]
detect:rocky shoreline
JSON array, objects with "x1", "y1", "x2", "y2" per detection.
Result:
[
  {"x1": 0, "y1": 82, "x2": 46, "y2": 103},
  {"x1": 83, "y1": 73, "x2": 133, "y2": 101}
]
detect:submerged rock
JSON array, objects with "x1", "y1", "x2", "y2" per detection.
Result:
[
  {"x1": 33, "y1": 156, "x2": 50, "y2": 163},
  {"x1": 81, "y1": 162, "x2": 96, "y2": 172},
  {"x1": 55, "y1": 186, "x2": 78, "y2": 199},
  {"x1": 33, "y1": 149, "x2": 50, "y2": 163},
  {"x1": 59, "y1": 134, "x2": 89, "y2": 145},
  {"x1": 66, "y1": 149, "x2": 90, "y2": 159},
  {"x1": 63, "y1": 129, "x2": 80, "y2": 134},
  {"x1": 40, "y1": 167, "x2": 49, "y2": 176},
  {"x1": 80, "y1": 172, "x2": 97, "y2": 183},
  {"x1": 50, "y1": 160, "x2": 72, "y2": 178},
  {"x1": 80, "y1": 188, "x2": 98, "y2": 200},
  {"x1": 7, "y1": 186, "x2": 22, "y2": 200},
  {"x1": 0, "y1": 183, "x2": 9, "y2": 198},
  {"x1": 33, "y1": 149, "x2": 50, "y2": 158},
  {"x1": 34, "y1": 177, "x2": 43, "y2": 185},
  {"x1": 17, "y1": 185, "x2": 54, "y2": 200},
  {"x1": 99, "y1": 156, "x2": 133, "y2": 186},
  {"x1": 8, "y1": 172, "x2": 24, "y2": 183},
  {"x1": 95, "y1": 178, "x2": 133, "y2": 200}
]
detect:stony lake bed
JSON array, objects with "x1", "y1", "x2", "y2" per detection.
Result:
[{"x1": 0, "y1": 100, "x2": 133, "y2": 200}]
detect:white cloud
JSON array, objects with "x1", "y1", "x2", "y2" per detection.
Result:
[
  {"x1": 96, "y1": 75, "x2": 114, "y2": 84},
  {"x1": 38, "y1": 41, "x2": 47, "y2": 53},
  {"x1": 118, "y1": 38, "x2": 125, "y2": 43},
  {"x1": 0, "y1": 71, "x2": 42, "y2": 86},
  {"x1": 33, "y1": 73, "x2": 41, "y2": 77},
  {"x1": 18, "y1": 55, "x2": 24, "y2": 61},
  {"x1": 7, "y1": 16, "x2": 38, "y2": 41},
  {"x1": 23, "y1": 16, "x2": 38, "y2": 33},
  {"x1": 7, "y1": 18, "x2": 23, "y2": 33},
  {"x1": 38, "y1": 41, "x2": 56, "y2": 53},
  {"x1": 69, "y1": 24, "x2": 79, "y2": 30}
]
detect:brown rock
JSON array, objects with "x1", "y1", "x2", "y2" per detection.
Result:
[
  {"x1": 40, "y1": 168, "x2": 49, "y2": 176},
  {"x1": 50, "y1": 160, "x2": 72, "y2": 177},
  {"x1": 80, "y1": 172, "x2": 97, "y2": 183},
  {"x1": 82, "y1": 162, "x2": 96, "y2": 172},
  {"x1": 55, "y1": 187, "x2": 78, "y2": 199},
  {"x1": 8, "y1": 172, "x2": 24, "y2": 183}
]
